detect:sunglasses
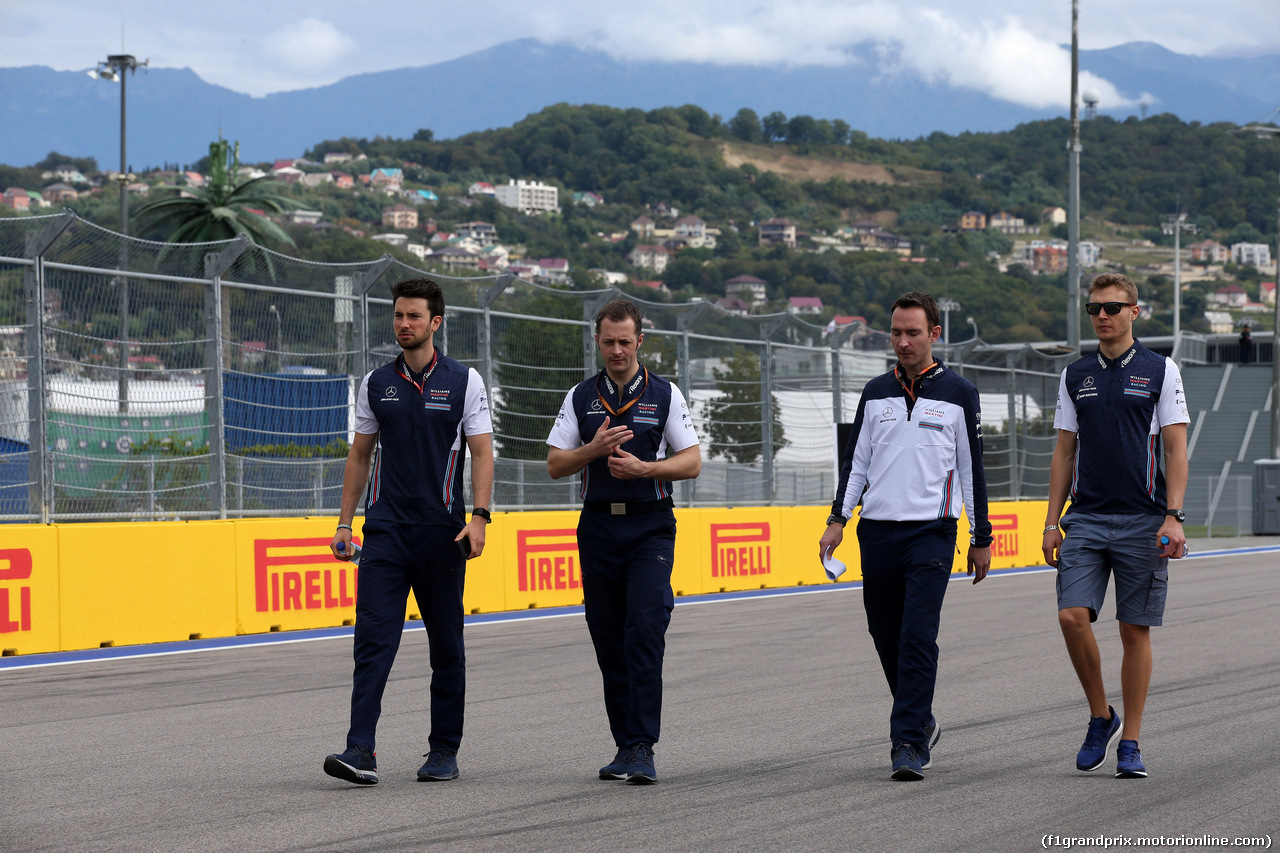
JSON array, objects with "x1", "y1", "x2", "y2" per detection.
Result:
[{"x1": 1085, "y1": 301, "x2": 1136, "y2": 316}]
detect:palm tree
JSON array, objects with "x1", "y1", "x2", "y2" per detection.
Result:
[{"x1": 135, "y1": 139, "x2": 296, "y2": 247}]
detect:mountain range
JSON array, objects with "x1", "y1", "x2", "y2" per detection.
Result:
[{"x1": 3, "y1": 39, "x2": 1279, "y2": 170}]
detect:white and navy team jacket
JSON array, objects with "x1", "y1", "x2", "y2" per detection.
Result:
[
  {"x1": 1053, "y1": 340, "x2": 1190, "y2": 517},
  {"x1": 832, "y1": 360, "x2": 993, "y2": 547},
  {"x1": 546, "y1": 365, "x2": 699, "y2": 504},
  {"x1": 354, "y1": 350, "x2": 492, "y2": 527}
]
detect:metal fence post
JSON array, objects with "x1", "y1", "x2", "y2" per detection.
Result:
[
  {"x1": 1007, "y1": 352, "x2": 1021, "y2": 499},
  {"x1": 582, "y1": 291, "x2": 615, "y2": 380},
  {"x1": 760, "y1": 317, "x2": 787, "y2": 503},
  {"x1": 355, "y1": 256, "x2": 395, "y2": 376},
  {"x1": 827, "y1": 323, "x2": 858, "y2": 425},
  {"x1": 477, "y1": 275, "x2": 509, "y2": 396},
  {"x1": 23, "y1": 212, "x2": 73, "y2": 523},
  {"x1": 204, "y1": 238, "x2": 249, "y2": 520},
  {"x1": 676, "y1": 302, "x2": 708, "y2": 508}
]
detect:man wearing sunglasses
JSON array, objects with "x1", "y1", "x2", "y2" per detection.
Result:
[
  {"x1": 546, "y1": 298, "x2": 702, "y2": 784},
  {"x1": 1042, "y1": 273, "x2": 1190, "y2": 780}
]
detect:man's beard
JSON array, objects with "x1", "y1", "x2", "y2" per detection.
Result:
[{"x1": 397, "y1": 332, "x2": 430, "y2": 352}]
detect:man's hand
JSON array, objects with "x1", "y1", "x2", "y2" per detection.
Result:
[
  {"x1": 1042, "y1": 528, "x2": 1064, "y2": 568},
  {"x1": 607, "y1": 446, "x2": 651, "y2": 479},
  {"x1": 587, "y1": 416, "x2": 633, "y2": 460},
  {"x1": 456, "y1": 517, "x2": 486, "y2": 560},
  {"x1": 818, "y1": 523, "x2": 844, "y2": 564},
  {"x1": 1156, "y1": 518, "x2": 1186, "y2": 559},
  {"x1": 330, "y1": 527, "x2": 354, "y2": 561},
  {"x1": 967, "y1": 545, "x2": 991, "y2": 584}
]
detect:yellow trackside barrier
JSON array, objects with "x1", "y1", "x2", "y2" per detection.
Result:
[{"x1": 0, "y1": 501, "x2": 1052, "y2": 656}]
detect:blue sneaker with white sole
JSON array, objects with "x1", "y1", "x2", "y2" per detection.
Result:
[
  {"x1": 1115, "y1": 740, "x2": 1147, "y2": 778},
  {"x1": 1076, "y1": 705, "x2": 1122, "y2": 771},
  {"x1": 323, "y1": 744, "x2": 379, "y2": 785},
  {"x1": 922, "y1": 716, "x2": 941, "y2": 769},
  {"x1": 891, "y1": 740, "x2": 925, "y2": 781},
  {"x1": 599, "y1": 747, "x2": 632, "y2": 780}
]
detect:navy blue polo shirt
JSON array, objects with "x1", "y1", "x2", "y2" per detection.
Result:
[
  {"x1": 1053, "y1": 340, "x2": 1189, "y2": 516},
  {"x1": 354, "y1": 350, "x2": 492, "y2": 526},
  {"x1": 546, "y1": 365, "x2": 699, "y2": 504}
]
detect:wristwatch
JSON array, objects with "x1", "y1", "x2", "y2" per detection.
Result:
[
  {"x1": 825, "y1": 512, "x2": 848, "y2": 527},
  {"x1": 1164, "y1": 508, "x2": 1186, "y2": 523},
  {"x1": 472, "y1": 507, "x2": 492, "y2": 523}
]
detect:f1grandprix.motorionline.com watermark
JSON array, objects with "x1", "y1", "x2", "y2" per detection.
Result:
[{"x1": 1042, "y1": 835, "x2": 1271, "y2": 849}]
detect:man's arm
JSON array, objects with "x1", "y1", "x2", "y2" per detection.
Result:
[
  {"x1": 330, "y1": 431, "x2": 378, "y2": 559},
  {"x1": 458, "y1": 432, "x2": 494, "y2": 559},
  {"x1": 956, "y1": 383, "x2": 992, "y2": 583},
  {"x1": 1157, "y1": 422, "x2": 1188, "y2": 559},
  {"x1": 1041, "y1": 429, "x2": 1077, "y2": 568},
  {"x1": 607, "y1": 443, "x2": 701, "y2": 481}
]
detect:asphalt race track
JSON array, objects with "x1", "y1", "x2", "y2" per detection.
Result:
[{"x1": 3, "y1": 544, "x2": 1278, "y2": 852}]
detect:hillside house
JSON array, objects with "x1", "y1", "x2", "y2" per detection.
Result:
[
  {"x1": 631, "y1": 216, "x2": 655, "y2": 241},
  {"x1": 2, "y1": 188, "x2": 30, "y2": 211},
  {"x1": 42, "y1": 182, "x2": 78, "y2": 202},
  {"x1": 758, "y1": 218, "x2": 796, "y2": 248},
  {"x1": 434, "y1": 247, "x2": 480, "y2": 271},
  {"x1": 724, "y1": 275, "x2": 768, "y2": 305},
  {"x1": 1041, "y1": 206, "x2": 1067, "y2": 225},
  {"x1": 382, "y1": 204, "x2": 418, "y2": 229},
  {"x1": 627, "y1": 245, "x2": 670, "y2": 273},
  {"x1": 495, "y1": 179, "x2": 558, "y2": 214},
  {"x1": 456, "y1": 221, "x2": 498, "y2": 246},
  {"x1": 370, "y1": 168, "x2": 404, "y2": 190},
  {"x1": 1190, "y1": 239, "x2": 1228, "y2": 263},
  {"x1": 1208, "y1": 284, "x2": 1248, "y2": 308},
  {"x1": 788, "y1": 296, "x2": 823, "y2": 315},
  {"x1": 468, "y1": 182, "x2": 495, "y2": 197},
  {"x1": 1231, "y1": 242, "x2": 1272, "y2": 268},
  {"x1": 674, "y1": 216, "x2": 706, "y2": 240},
  {"x1": 959, "y1": 211, "x2": 987, "y2": 231}
]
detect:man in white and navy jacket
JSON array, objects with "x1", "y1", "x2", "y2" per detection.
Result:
[{"x1": 819, "y1": 291, "x2": 992, "y2": 782}]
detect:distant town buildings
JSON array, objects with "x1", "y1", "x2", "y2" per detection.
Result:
[
  {"x1": 381, "y1": 204, "x2": 418, "y2": 229},
  {"x1": 495, "y1": 179, "x2": 558, "y2": 214},
  {"x1": 1190, "y1": 239, "x2": 1228, "y2": 264},
  {"x1": 627, "y1": 244, "x2": 670, "y2": 273},
  {"x1": 724, "y1": 274, "x2": 768, "y2": 306},
  {"x1": 959, "y1": 211, "x2": 987, "y2": 231}
]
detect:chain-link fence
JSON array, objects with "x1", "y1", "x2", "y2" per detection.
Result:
[{"x1": 2, "y1": 212, "x2": 1078, "y2": 522}]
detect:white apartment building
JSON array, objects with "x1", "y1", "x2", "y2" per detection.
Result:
[
  {"x1": 1231, "y1": 242, "x2": 1272, "y2": 268},
  {"x1": 495, "y1": 179, "x2": 559, "y2": 215}
]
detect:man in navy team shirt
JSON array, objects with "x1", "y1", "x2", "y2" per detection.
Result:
[
  {"x1": 546, "y1": 298, "x2": 701, "y2": 785},
  {"x1": 323, "y1": 277, "x2": 494, "y2": 786},
  {"x1": 1042, "y1": 272, "x2": 1190, "y2": 780}
]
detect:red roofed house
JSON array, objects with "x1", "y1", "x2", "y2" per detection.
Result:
[
  {"x1": 1208, "y1": 283, "x2": 1247, "y2": 309},
  {"x1": 1190, "y1": 239, "x2": 1229, "y2": 264},
  {"x1": 724, "y1": 274, "x2": 768, "y2": 306},
  {"x1": 1262, "y1": 281, "x2": 1275, "y2": 307},
  {"x1": 2, "y1": 188, "x2": 30, "y2": 211},
  {"x1": 788, "y1": 296, "x2": 823, "y2": 315}
]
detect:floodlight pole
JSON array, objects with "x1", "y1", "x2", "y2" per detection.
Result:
[
  {"x1": 1066, "y1": 0, "x2": 1082, "y2": 353},
  {"x1": 1240, "y1": 123, "x2": 1280, "y2": 458}
]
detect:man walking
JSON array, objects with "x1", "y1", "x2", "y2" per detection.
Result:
[
  {"x1": 546, "y1": 298, "x2": 701, "y2": 784},
  {"x1": 324, "y1": 277, "x2": 494, "y2": 785},
  {"x1": 819, "y1": 291, "x2": 992, "y2": 781},
  {"x1": 1042, "y1": 273, "x2": 1189, "y2": 779}
]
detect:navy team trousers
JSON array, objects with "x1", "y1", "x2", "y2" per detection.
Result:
[
  {"x1": 856, "y1": 517, "x2": 958, "y2": 747},
  {"x1": 346, "y1": 519, "x2": 467, "y2": 753},
  {"x1": 577, "y1": 510, "x2": 677, "y2": 748}
]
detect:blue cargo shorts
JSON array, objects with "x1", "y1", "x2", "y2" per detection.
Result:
[{"x1": 1056, "y1": 511, "x2": 1170, "y2": 627}]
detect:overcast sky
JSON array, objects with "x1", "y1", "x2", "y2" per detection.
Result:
[{"x1": 3, "y1": 0, "x2": 1277, "y2": 106}]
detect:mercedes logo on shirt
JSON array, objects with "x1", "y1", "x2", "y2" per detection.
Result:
[{"x1": 385, "y1": 386, "x2": 398, "y2": 396}]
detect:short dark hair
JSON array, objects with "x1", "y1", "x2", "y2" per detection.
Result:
[
  {"x1": 390, "y1": 277, "x2": 445, "y2": 319},
  {"x1": 1088, "y1": 272, "x2": 1138, "y2": 303},
  {"x1": 594, "y1": 298, "x2": 643, "y2": 336},
  {"x1": 891, "y1": 291, "x2": 941, "y2": 330}
]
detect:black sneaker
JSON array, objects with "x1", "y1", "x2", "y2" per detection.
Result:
[
  {"x1": 324, "y1": 744, "x2": 379, "y2": 785},
  {"x1": 626, "y1": 744, "x2": 657, "y2": 785},
  {"x1": 922, "y1": 716, "x2": 941, "y2": 769},
  {"x1": 599, "y1": 747, "x2": 632, "y2": 780},
  {"x1": 891, "y1": 740, "x2": 925, "y2": 781},
  {"x1": 417, "y1": 748, "x2": 459, "y2": 781}
]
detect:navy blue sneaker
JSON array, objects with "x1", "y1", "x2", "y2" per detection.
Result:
[
  {"x1": 324, "y1": 744, "x2": 379, "y2": 785},
  {"x1": 417, "y1": 748, "x2": 459, "y2": 781},
  {"x1": 1115, "y1": 740, "x2": 1147, "y2": 778},
  {"x1": 922, "y1": 716, "x2": 941, "y2": 769},
  {"x1": 891, "y1": 740, "x2": 925, "y2": 781},
  {"x1": 600, "y1": 747, "x2": 632, "y2": 780},
  {"x1": 626, "y1": 744, "x2": 657, "y2": 785},
  {"x1": 1076, "y1": 706, "x2": 1122, "y2": 771}
]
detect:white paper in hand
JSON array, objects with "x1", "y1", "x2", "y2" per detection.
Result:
[{"x1": 822, "y1": 549, "x2": 847, "y2": 581}]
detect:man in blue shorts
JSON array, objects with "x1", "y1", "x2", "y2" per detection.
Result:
[{"x1": 1042, "y1": 272, "x2": 1190, "y2": 779}]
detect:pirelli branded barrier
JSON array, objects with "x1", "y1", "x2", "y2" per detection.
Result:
[{"x1": 0, "y1": 501, "x2": 1050, "y2": 656}]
